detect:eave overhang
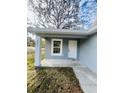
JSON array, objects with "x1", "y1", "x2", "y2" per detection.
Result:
[{"x1": 27, "y1": 26, "x2": 97, "y2": 38}]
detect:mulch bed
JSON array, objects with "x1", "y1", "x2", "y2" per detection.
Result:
[{"x1": 27, "y1": 67, "x2": 84, "y2": 93}]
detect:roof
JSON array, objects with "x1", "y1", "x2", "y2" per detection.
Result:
[{"x1": 27, "y1": 26, "x2": 97, "y2": 38}]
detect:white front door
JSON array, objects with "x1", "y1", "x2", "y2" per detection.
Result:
[{"x1": 68, "y1": 40, "x2": 77, "y2": 59}]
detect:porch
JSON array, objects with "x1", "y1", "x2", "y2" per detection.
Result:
[{"x1": 27, "y1": 26, "x2": 96, "y2": 68}]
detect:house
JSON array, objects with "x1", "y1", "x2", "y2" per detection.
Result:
[{"x1": 27, "y1": 26, "x2": 97, "y2": 73}]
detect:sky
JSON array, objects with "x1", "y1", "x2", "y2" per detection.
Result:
[{"x1": 79, "y1": 0, "x2": 97, "y2": 29}]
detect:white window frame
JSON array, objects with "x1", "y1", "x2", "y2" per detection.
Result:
[{"x1": 51, "y1": 39, "x2": 63, "y2": 56}]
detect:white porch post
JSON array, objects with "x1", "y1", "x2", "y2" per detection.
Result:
[{"x1": 35, "y1": 35, "x2": 41, "y2": 67}]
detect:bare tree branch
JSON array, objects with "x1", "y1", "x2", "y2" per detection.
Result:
[{"x1": 28, "y1": 0, "x2": 81, "y2": 29}]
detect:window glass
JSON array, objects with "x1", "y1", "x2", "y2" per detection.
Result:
[
  {"x1": 53, "y1": 48, "x2": 60, "y2": 53},
  {"x1": 52, "y1": 40, "x2": 61, "y2": 54},
  {"x1": 53, "y1": 41, "x2": 61, "y2": 47}
]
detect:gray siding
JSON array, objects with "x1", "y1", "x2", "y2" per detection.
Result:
[
  {"x1": 45, "y1": 38, "x2": 79, "y2": 60},
  {"x1": 79, "y1": 34, "x2": 97, "y2": 73}
]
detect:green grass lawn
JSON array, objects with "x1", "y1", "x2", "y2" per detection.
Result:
[{"x1": 27, "y1": 47, "x2": 84, "y2": 93}]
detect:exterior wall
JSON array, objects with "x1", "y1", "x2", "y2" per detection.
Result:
[
  {"x1": 45, "y1": 38, "x2": 79, "y2": 60},
  {"x1": 44, "y1": 34, "x2": 97, "y2": 73},
  {"x1": 79, "y1": 34, "x2": 97, "y2": 73}
]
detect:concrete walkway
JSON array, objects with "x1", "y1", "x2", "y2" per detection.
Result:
[
  {"x1": 73, "y1": 66, "x2": 97, "y2": 93},
  {"x1": 41, "y1": 59, "x2": 97, "y2": 93}
]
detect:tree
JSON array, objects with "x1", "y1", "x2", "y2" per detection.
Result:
[
  {"x1": 79, "y1": 0, "x2": 97, "y2": 29},
  {"x1": 27, "y1": 36, "x2": 35, "y2": 46},
  {"x1": 28, "y1": 0, "x2": 82, "y2": 29}
]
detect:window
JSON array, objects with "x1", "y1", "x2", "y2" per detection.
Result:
[{"x1": 51, "y1": 39, "x2": 63, "y2": 56}]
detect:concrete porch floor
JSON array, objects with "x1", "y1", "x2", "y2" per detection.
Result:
[
  {"x1": 41, "y1": 59, "x2": 97, "y2": 93},
  {"x1": 41, "y1": 59, "x2": 81, "y2": 67}
]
